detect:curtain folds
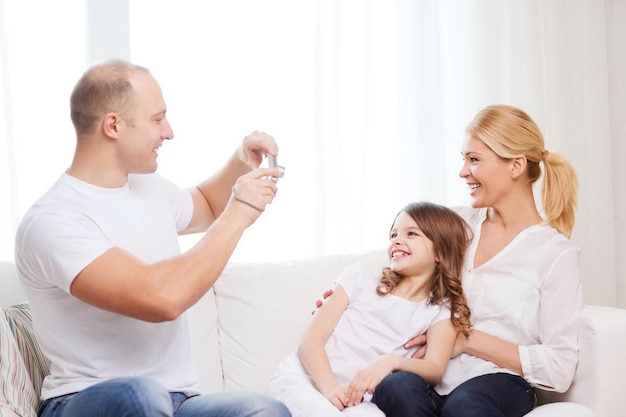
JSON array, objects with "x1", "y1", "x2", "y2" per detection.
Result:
[
  {"x1": 0, "y1": 0, "x2": 17, "y2": 258},
  {"x1": 314, "y1": 0, "x2": 619, "y2": 306},
  {"x1": 0, "y1": 0, "x2": 622, "y2": 307}
]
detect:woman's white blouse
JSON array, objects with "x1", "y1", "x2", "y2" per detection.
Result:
[{"x1": 436, "y1": 207, "x2": 583, "y2": 395}]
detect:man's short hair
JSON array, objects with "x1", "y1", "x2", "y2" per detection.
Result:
[{"x1": 70, "y1": 59, "x2": 150, "y2": 136}]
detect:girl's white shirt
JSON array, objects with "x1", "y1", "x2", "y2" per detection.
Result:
[{"x1": 270, "y1": 262, "x2": 450, "y2": 391}]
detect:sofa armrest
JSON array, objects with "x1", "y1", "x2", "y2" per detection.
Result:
[{"x1": 534, "y1": 305, "x2": 626, "y2": 417}]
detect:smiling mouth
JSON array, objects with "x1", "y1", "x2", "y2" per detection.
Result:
[
  {"x1": 391, "y1": 250, "x2": 409, "y2": 259},
  {"x1": 468, "y1": 183, "x2": 480, "y2": 190}
]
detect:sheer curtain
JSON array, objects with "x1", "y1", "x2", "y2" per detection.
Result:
[
  {"x1": 1, "y1": 0, "x2": 622, "y2": 307},
  {"x1": 311, "y1": 0, "x2": 621, "y2": 306},
  {"x1": 0, "y1": 0, "x2": 85, "y2": 260}
]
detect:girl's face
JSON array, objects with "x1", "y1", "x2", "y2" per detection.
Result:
[
  {"x1": 458, "y1": 135, "x2": 513, "y2": 208},
  {"x1": 387, "y1": 211, "x2": 437, "y2": 278}
]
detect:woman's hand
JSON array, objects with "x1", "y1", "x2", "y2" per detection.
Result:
[
  {"x1": 311, "y1": 288, "x2": 334, "y2": 315},
  {"x1": 405, "y1": 333, "x2": 428, "y2": 359},
  {"x1": 451, "y1": 330, "x2": 470, "y2": 357},
  {"x1": 407, "y1": 329, "x2": 471, "y2": 360}
]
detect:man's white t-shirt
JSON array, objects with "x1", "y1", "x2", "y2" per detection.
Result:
[{"x1": 15, "y1": 172, "x2": 196, "y2": 401}]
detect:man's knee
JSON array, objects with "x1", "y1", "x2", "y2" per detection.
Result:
[
  {"x1": 66, "y1": 377, "x2": 172, "y2": 417},
  {"x1": 244, "y1": 393, "x2": 291, "y2": 417},
  {"x1": 175, "y1": 391, "x2": 290, "y2": 417},
  {"x1": 115, "y1": 377, "x2": 172, "y2": 416}
]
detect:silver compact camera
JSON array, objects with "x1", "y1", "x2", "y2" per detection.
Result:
[{"x1": 266, "y1": 155, "x2": 285, "y2": 181}]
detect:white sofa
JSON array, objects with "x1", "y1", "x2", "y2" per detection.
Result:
[{"x1": 2, "y1": 250, "x2": 626, "y2": 417}]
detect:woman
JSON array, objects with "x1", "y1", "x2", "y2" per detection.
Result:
[{"x1": 370, "y1": 105, "x2": 583, "y2": 417}]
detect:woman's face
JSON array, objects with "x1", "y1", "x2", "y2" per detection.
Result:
[{"x1": 458, "y1": 135, "x2": 513, "y2": 208}]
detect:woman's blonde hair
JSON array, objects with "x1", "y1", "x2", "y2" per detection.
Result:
[
  {"x1": 465, "y1": 104, "x2": 578, "y2": 238},
  {"x1": 377, "y1": 202, "x2": 473, "y2": 336}
]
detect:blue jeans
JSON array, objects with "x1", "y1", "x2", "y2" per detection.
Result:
[
  {"x1": 372, "y1": 372, "x2": 535, "y2": 417},
  {"x1": 38, "y1": 377, "x2": 291, "y2": 417}
]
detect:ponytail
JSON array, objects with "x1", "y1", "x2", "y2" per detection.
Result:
[{"x1": 541, "y1": 151, "x2": 578, "y2": 238}]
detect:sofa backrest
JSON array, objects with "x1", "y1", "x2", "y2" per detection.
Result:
[
  {"x1": 212, "y1": 249, "x2": 388, "y2": 392},
  {"x1": 0, "y1": 262, "x2": 27, "y2": 307},
  {"x1": 186, "y1": 288, "x2": 223, "y2": 393}
]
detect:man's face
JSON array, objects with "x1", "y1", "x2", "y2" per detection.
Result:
[{"x1": 118, "y1": 72, "x2": 174, "y2": 174}]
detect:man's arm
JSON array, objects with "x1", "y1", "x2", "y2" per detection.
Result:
[
  {"x1": 70, "y1": 131, "x2": 283, "y2": 323},
  {"x1": 182, "y1": 130, "x2": 281, "y2": 234},
  {"x1": 70, "y1": 173, "x2": 273, "y2": 323}
]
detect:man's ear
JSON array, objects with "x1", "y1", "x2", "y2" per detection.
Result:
[
  {"x1": 510, "y1": 155, "x2": 528, "y2": 179},
  {"x1": 102, "y1": 112, "x2": 121, "y2": 138}
]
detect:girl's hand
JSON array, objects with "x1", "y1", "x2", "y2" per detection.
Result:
[
  {"x1": 326, "y1": 385, "x2": 350, "y2": 410},
  {"x1": 346, "y1": 355, "x2": 396, "y2": 405}
]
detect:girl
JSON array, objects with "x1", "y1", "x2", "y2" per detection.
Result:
[{"x1": 266, "y1": 201, "x2": 472, "y2": 417}]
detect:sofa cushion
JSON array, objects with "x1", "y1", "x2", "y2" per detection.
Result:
[
  {"x1": 186, "y1": 288, "x2": 223, "y2": 393},
  {"x1": 4, "y1": 303, "x2": 50, "y2": 405},
  {"x1": 0, "y1": 306, "x2": 38, "y2": 417},
  {"x1": 214, "y1": 250, "x2": 387, "y2": 393},
  {"x1": 525, "y1": 402, "x2": 592, "y2": 417}
]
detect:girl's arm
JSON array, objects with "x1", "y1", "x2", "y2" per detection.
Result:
[
  {"x1": 298, "y1": 283, "x2": 350, "y2": 406},
  {"x1": 345, "y1": 318, "x2": 458, "y2": 405}
]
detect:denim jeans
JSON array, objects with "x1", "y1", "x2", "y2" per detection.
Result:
[
  {"x1": 372, "y1": 371, "x2": 535, "y2": 417},
  {"x1": 38, "y1": 377, "x2": 291, "y2": 417}
]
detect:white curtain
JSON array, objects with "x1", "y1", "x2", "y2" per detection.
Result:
[
  {"x1": 607, "y1": 0, "x2": 626, "y2": 312},
  {"x1": 0, "y1": 0, "x2": 623, "y2": 307},
  {"x1": 0, "y1": 0, "x2": 85, "y2": 259}
]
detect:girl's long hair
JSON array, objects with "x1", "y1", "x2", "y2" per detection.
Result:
[{"x1": 377, "y1": 202, "x2": 473, "y2": 335}]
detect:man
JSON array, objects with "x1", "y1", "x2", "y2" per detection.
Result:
[{"x1": 15, "y1": 59, "x2": 290, "y2": 417}]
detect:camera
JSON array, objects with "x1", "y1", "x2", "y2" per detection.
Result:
[{"x1": 265, "y1": 155, "x2": 285, "y2": 181}]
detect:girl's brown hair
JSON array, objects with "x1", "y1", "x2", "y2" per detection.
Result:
[{"x1": 377, "y1": 202, "x2": 473, "y2": 335}]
